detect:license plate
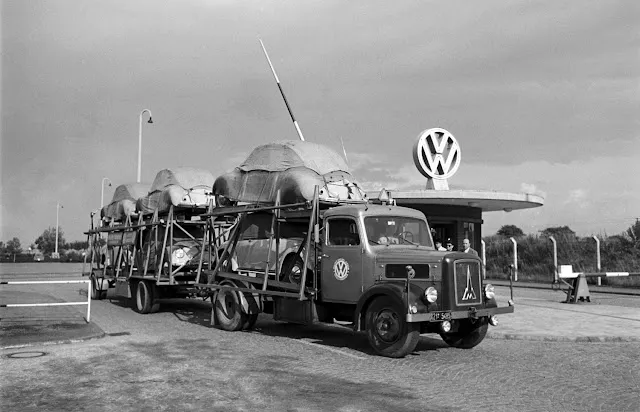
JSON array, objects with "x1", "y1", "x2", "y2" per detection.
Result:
[{"x1": 430, "y1": 311, "x2": 452, "y2": 321}]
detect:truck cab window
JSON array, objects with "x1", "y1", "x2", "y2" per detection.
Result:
[{"x1": 327, "y1": 218, "x2": 360, "y2": 246}]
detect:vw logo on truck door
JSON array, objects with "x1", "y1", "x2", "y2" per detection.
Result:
[
  {"x1": 333, "y1": 258, "x2": 350, "y2": 281},
  {"x1": 413, "y1": 128, "x2": 461, "y2": 180}
]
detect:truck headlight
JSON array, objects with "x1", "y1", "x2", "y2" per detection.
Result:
[
  {"x1": 484, "y1": 284, "x2": 495, "y2": 300},
  {"x1": 424, "y1": 287, "x2": 438, "y2": 303}
]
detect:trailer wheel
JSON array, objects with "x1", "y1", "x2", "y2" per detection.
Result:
[
  {"x1": 90, "y1": 274, "x2": 106, "y2": 300},
  {"x1": 440, "y1": 318, "x2": 488, "y2": 349},
  {"x1": 365, "y1": 296, "x2": 420, "y2": 358},
  {"x1": 135, "y1": 280, "x2": 159, "y2": 314},
  {"x1": 214, "y1": 286, "x2": 246, "y2": 331}
]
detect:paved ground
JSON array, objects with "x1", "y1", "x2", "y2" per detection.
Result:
[{"x1": 1, "y1": 273, "x2": 639, "y2": 411}]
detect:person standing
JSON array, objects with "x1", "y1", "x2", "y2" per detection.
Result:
[
  {"x1": 445, "y1": 238, "x2": 455, "y2": 252},
  {"x1": 434, "y1": 239, "x2": 446, "y2": 251},
  {"x1": 462, "y1": 238, "x2": 478, "y2": 256}
]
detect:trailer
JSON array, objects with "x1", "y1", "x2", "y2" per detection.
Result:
[{"x1": 198, "y1": 187, "x2": 515, "y2": 358}]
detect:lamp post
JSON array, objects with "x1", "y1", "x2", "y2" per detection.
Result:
[
  {"x1": 55, "y1": 202, "x2": 63, "y2": 259},
  {"x1": 101, "y1": 177, "x2": 112, "y2": 208},
  {"x1": 137, "y1": 109, "x2": 154, "y2": 183}
]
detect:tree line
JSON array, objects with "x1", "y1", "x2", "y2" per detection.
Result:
[{"x1": 0, "y1": 227, "x2": 96, "y2": 261}]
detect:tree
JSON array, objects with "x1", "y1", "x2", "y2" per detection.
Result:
[
  {"x1": 35, "y1": 227, "x2": 66, "y2": 255},
  {"x1": 625, "y1": 220, "x2": 640, "y2": 249},
  {"x1": 540, "y1": 226, "x2": 576, "y2": 239},
  {"x1": 67, "y1": 240, "x2": 88, "y2": 250},
  {"x1": 5, "y1": 237, "x2": 22, "y2": 255},
  {"x1": 496, "y1": 225, "x2": 524, "y2": 238}
]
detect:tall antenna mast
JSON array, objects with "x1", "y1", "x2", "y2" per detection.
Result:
[{"x1": 259, "y1": 39, "x2": 305, "y2": 141}]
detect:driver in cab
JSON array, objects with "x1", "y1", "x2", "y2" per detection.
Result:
[{"x1": 378, "y1": 222, "x2": 400, "y2": 244}]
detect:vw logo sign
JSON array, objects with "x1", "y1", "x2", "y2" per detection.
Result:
[
  {"x1": 333, "y1": 258, "x2": 350, "y2": 281},
  {"x1": 412, "y1": 128, "x2": 461, "y2": 180}
]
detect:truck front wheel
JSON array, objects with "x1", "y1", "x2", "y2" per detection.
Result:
[
  {"x1": 440, "y1": 318, "x2": 488, "y2": 349},
  {"x1": 365, "y1": 296, "x2": 420, "y2": 358}
]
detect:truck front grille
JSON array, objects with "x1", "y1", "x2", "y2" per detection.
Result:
[
  {"x1": 453, "y1": 260, "x2": 482, "y2": 306},
  {"x1": 385, "y1": 264, "x2": 430, "y2": 279}
]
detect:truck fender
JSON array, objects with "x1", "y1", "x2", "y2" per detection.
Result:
[
  {"x1": 353, "y1": 283, "x2": 406, "y2": 332},
  {"x1": 353, "y1": 282, "x2": 428, "y2": 331}
]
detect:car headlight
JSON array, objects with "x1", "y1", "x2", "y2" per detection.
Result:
[
  {"x1": 424, "y1": 287, "x2": 438, "y2": 303},
  {"x1": 484, "y1": 284, "x2": 495, "y2": 300},
  {"x1": 171, "y1": 247, "x2": 190, "y2": 265}
]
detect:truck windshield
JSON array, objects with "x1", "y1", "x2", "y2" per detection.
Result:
[{"x1": 364, "y1": 216, "x2": 433, "y2": 247}]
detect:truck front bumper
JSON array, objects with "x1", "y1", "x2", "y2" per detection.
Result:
[{"x1": 406, "y1": 304, "x2": 514, "y2": 323}]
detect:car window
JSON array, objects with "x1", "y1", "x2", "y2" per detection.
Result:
[{"x1": 327, "y1": 218, "x2": 360, "y2": 246}]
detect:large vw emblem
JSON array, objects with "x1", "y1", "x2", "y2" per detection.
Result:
[
  {"x1": 412, "y1": 128, "x2": 461, "y2": 180},
  {"x1": 333, "y1": 258, "x2": 350, "y2": 281}
]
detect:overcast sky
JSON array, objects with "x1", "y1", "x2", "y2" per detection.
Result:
[{"x1": 2, "y1": 0, "x2": 639, "y2": 246}]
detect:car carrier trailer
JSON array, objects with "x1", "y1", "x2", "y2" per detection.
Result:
[{"x1": 83, "y1": 202, "x2": 233, "y2": 313}]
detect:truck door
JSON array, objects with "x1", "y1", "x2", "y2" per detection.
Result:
[{"x1": 321, "y1": 217, "x2": 363, "y2": 303}]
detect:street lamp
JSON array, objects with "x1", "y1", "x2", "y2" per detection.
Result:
[
  {"x1": 55, "y1": 202, "x2": 64, "y2": 259},
  {"x1": 101, "y1": 177, "x2": 112, "y2": 208},
  {"x1": 137, "y1": 109, "x2": 154, "y2": 183}
]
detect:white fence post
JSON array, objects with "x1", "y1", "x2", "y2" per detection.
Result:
[
  {"x1": 593, "y1": 235, "x2": 601, "y2": 286},
  {"x1": 480, "y1": 239, "x2": 486, "y2": 279},
  {"x1": 549, "y1": 235, "x2": 558, "y2": 283},
  {"x1": 509, "y1": 237, "x2": 518, "y2": 282}
]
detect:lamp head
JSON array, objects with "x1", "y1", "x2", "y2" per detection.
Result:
[{"x1": 147, "y1": 117, "x2": 154, "y2": 124}]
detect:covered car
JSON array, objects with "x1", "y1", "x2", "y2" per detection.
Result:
[
  {"x1": 213, "y1": 140, "x2": 366, "y2": 205},
  {"x1": 136, "y1": 167, "x2": 216, "y2": 215},
  {"x1": 101, "y1": 183, "x2": 150, "y2": 223}
]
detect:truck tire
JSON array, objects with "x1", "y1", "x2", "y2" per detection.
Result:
[
  {"x1": 440, "y1": 318, "x2": 488, "y2": 349},
  {"x1": 90, "y1": 274, "x2": 106, "y2": 300},
  {"x1": 365, "y1": 296, "x2": 420, "y2": 358},
  {"x1": 214, "y1": 286, "x2": 246, "y2": 331},
  {"x1": 134, "y1": 280, "x2": 160, "y2": 314}
]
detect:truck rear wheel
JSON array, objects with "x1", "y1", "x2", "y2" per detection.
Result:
[
  {"x1": 135, "y1": 280, "x2": 160, "y2": 314},
  {"x1": 214, "y1": 286, "x2": 246, "y2": 331},
  {"x1": 365, "y1": 296, "x2": 420, "y2": 358},
  {"x1": 440, "y1": 318, "x2": 488, "y2": 349},
  {"x1": 90, "y1": 274, "x2": 106, "y2": 300}
]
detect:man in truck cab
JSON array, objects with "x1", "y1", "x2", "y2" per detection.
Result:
[{"x1": 378, "y1": 221, "x2": 400, "y2": 244}]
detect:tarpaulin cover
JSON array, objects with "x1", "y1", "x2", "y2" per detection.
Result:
[
  {"x1": 101, "y1": 183, "x2": 150, "y2": 222},
  {"x1": 136, "y1": 167, "x2": 216, "y2": 215},
  {"x1": 213, "y1": 140, "x2": 366, "y2": 205}
]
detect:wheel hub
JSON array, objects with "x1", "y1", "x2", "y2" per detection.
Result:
[{"x1": 375, "y1": 310, "x2": 400, "y2": 343}]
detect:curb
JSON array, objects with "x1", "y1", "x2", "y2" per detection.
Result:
[
  {"x1": 486, "y1": 331, "x2": 640, "y2": 343},
  {"x1": 1, "y1": 330, "x2": 106, "y2": 350}
]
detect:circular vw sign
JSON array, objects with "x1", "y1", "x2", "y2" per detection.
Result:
[
  {"x1": 412, "y1": 128, "x2": 461, "y2": 180},
  {"x1": 333, "y1": 258, "x2": 350, "y2": 281}
]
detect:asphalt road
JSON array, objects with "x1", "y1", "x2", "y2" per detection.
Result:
[{"x1": 1, "y1": 283, "x2": 638, "y2": 412}]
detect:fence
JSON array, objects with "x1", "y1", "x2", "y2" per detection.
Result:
[
  {"x1": 482, "y1": 234, "x2": 640, "y2": 287},
  {"x1": 0, "y1": 280, "x2": 91, "y2": 322}
]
